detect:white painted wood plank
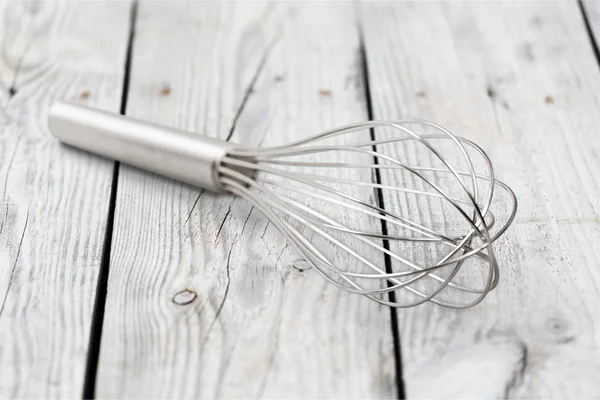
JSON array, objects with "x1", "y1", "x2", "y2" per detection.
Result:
[
  {"x1": 97, "y1": 2, "x2": 397, "y2": 398},
  {"x1": 0, "y1": 1, "x2": 130, "y2": 397},
  {"x1": 361, "y1": 1, "x2": 600, "y2": 398}
]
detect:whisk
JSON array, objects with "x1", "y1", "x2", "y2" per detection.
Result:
[{"x1": 49, "y1": 101, "x2": 517, "y2": 309}]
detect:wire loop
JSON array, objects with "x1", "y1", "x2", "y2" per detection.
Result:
[{"x1": 218, "y1": 120, "x2": 517, "y2": 308}]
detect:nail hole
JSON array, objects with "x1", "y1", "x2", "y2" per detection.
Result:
[{"x1": 160, "y1": 83, "x2": 171, "y2": 96}]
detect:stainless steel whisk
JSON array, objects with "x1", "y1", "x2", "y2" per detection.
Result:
[{"x1": 49, "y1": 101, "x2": 517, "y2": 309}]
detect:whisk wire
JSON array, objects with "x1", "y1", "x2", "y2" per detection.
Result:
[{"x1": 219, "y1": 120, "x2": 516, "y2": 308}]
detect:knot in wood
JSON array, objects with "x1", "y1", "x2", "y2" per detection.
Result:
[{"x1": 172, "y1": 288, "x2": 197, "y2": 305}]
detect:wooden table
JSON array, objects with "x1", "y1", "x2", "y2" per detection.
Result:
[{"x1": 2, "y1": 1, "x2": 600, "y2": 398}]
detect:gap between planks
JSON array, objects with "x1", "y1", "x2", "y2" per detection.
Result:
[
  {"x1": 357, "y1": 22, "x2": 406, "y2": 400},
  {"x1": 82, "y1": 1, "x2": 139, "y2": 398}
]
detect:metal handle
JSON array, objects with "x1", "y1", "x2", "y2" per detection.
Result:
[{"x1": 48, "y1": 101, "x2": 231, "y2": 192}]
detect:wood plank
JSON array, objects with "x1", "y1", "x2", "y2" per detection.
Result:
[
  {"x1": 361, "y1": 1, "x2": 600, "y2": 397},
  {"x1": 0, "y1": 1, "x2": 131, "y2": 397},
  {"x1": 97, "y1": 2, "x2": 397, "y2": 398}
]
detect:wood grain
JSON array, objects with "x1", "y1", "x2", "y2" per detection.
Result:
[
  {"x1": 361, "y1": 1, "x2": 600, "y2": 397},
  {"x1": 0, "y1": 1, "x2": 130, "y2": 397},
  {"x1": 97, "y1": 2, "x2": 397, "y2": 398}
]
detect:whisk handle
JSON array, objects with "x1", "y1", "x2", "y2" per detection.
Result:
[{"x1": 49, "y1": 101, "x2": 231, "y2": 193}]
